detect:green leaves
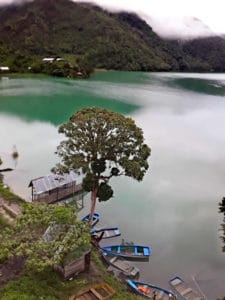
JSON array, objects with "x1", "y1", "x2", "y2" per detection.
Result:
[
  {"x1": 54, "y1": 107, "x2": 151, "y2": 204},
  {"x1": 91, "y1": 159, "x2": 106, "y2": 174},
  {"x1": 219, "y1": 197, "x2": 225, "y2": 253},
  {"x1": 97, "y1": 183, "x2": 113, "y2": 202},
  {"x1": 219, "y1": 197, "x2": 225, "y2": 214},
  {"x1": 111, "y1": 167, "x2": 120, "y2": 176},
  {"x1": 0, "y1": 203, "x2": 90, "y2": 271}
]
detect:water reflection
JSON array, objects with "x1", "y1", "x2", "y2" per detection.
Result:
[
  {"x1": 170, "y1": 78, "x2": 225, "y2": 96},
  {"x1": 0, "y1": 72, "x2": 225, "y2": 299},
  {"x1": 0, "y1": 76, "x2": 139, "y2": 125}
]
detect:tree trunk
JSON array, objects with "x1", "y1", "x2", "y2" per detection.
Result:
[{"x1": 89, "y1": 187, "x2": 97, "y2": 226}]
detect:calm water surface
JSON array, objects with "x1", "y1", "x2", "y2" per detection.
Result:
[{"x1": 0, "y1": 72, "x2": 225, "y2": 299}]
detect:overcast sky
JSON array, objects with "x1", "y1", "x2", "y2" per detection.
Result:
[
  {"x1": 1, "y1": 0, "x2": 225, "y2": 37},
  {"x1": 73, "y1": 0, "x2": 225, "y2": 37}
]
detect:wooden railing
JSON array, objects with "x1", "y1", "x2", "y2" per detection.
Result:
[{"x1": 34, "y1": 184, "x2": 83, "y2": 204}]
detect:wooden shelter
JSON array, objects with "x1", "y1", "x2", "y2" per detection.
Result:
[
  {"x1": 43, "y1": 224, "x2": 91, "y2": 279},
  {"x1": 54, "y1": 248, "x2": 91, "y2": 279},
  {"x1": 28, "y1": 170, "x2": 85, "y2": 207}
]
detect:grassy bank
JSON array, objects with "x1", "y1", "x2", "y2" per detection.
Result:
[
  {"x1": 0, "y1": 252, "x2": 141, "y2": 300},
  {"x1": 0, "y1": 183, "x2": 24, "y2": 205},
  {"x1": 0, "y1": 185, "x2": 141, "y2": 299}
]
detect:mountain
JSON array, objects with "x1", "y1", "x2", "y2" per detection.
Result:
[{"x1": 0, "y1": 0, "x2": 225, "y2": 74}]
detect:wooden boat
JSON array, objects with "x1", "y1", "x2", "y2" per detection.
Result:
[
  {"x1": 81, "y1": 213, "x2": 99, "y2": 227},
  {"x1": 127, "y1": 279, "x2": 176, "y2": 299},
  {"x1": 101, "y1": 251, "x2": 139, "y2": 277},
  {"x1": 69, "y1": 282, "x2": 115, "y2": 300},
  {"x1": 90, "y1": 227, "x2": 121, "y2": 239},
  {"x1": 100, "y1": 244, "x2": 150, "y2": 259},
  {"x1": 169, "y1": 276, "x2": 203, "y2": 300}
]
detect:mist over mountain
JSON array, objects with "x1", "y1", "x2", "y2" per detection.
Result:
[
  {"x1": 146, "y1": 16, "x2": 214, "y2": 39},
  {"x1": 0, "y1": 0, "x2": 223, "y2": 38},
  {"x1": 1, "y1": 0, "x2": 225, "y2": 73}
]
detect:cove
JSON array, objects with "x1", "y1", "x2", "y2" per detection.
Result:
[{"x1": 0, "y1": 71, "x2": 225, "y2": 299}]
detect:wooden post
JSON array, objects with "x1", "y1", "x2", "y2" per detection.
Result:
[{"x1": 84, "y1": 250, "x2": 91, "y2": 271}]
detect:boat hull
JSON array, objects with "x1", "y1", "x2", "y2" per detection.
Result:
[
  {"x1": 91, "y1": 227, "x2": 121, "y2": 239},
  {"x1": 81, "y1": 213, "x2": 99, "y2": 227},
  {"x1": 70, "y1": 282, "x2": 115, "y2": 300},
  {"x1": 101, "y1": 251, "x2": 139, "y2": 277},
  {"x1": 169, "y1": 276, "x2": 203, "y2": 300},
  {"x1": 127, "y1": 279, "x2": 175, "y2": 299},
  {"x1": 100, "y1": 245, "x2": 150, "y2": 259}
]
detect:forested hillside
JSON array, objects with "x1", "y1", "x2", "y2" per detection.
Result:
[{"x1": 0, "y1": 0, "x2": 225, "y2": 75}]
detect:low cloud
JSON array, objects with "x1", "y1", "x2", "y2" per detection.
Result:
[
  {"x1": 0, "y1": 0, "x2": 222, "y2": 38},
  {"x1": 145, "y1": 15, "x2": 214, "y2": 39},
  {"x1": 0, "y1": 0, "x2": 33, "y2": 6},
  {"x1": 72, "y1": 0, "x2": 223, "y2": 38}
]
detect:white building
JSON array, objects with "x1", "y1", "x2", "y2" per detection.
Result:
[
  {"x1": 42, "y1": 58, "x2": 55, "y2": 63},
  {"x1": 0, "y1": 66, "x2": 10, "y2": 71}
]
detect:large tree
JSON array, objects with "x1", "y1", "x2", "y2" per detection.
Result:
[
  {"x1": 0, "y1": 203, "x2": 90, "y2": 271},
  {"x1": 53, "y1": 107, "x2": 151, "y2": 225}
]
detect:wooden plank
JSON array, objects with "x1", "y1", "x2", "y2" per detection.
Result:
[
  {"x1": 90, "y1": 288, "x2": 103, "y2": 299},
  {"x1": 70, "y1": 283, "x2": 115, "y2": 300}
]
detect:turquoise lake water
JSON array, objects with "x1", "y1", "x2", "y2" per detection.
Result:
[{"x1": 0, "y1": 71, "x2": 225, "y2": 299}]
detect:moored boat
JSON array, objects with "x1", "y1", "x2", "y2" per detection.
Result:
[
  {"x1": 69, "y1": 282, "x2": 115, "y2": 300},
  {"x1": 127, "y1": 279, "x2": 176, "y2": 299},
  {"x1": 100, "y1": 244, "x2": 150, "y2": 259},
  {"x1": 169, "y1": 276, "x2": 203, "y2": 300},
  {"x1": 90, "y1": 227, "x2": 121, "y2": 239},
  {"x1": 81, "y1": 213, "x2": 99, "y2": 227},
  {"x1": 101, "y1": 251, "x2": 139, "y2": 277}
]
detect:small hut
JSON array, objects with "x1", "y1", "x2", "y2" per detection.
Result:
[
  {"x1": 54, "y1": 246, "x2": 91, "y2": 279},
  {"x1": 0, "y1": 66, "x2": 10, "y2": 72},
  {"x1": 42, "y1": 58, "x2": 54, "y2": 63},
  {"x1": 28, "y1": 170, "x2": 85, "y2": 207},
  {"x1": 43, "y1": 224, "x2": 91, "y2": 279}
]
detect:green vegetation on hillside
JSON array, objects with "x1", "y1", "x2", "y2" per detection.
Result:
[{"x1": 1, "y1": 0, "x2": 225, "y2": 75}]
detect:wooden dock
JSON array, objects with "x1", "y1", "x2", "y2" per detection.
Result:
[{"x1": 69, "y1": 282, "x2": 115, "y2": 300}]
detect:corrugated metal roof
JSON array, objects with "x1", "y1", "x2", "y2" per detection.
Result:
[{"x1": 29, "y1": 171, "x2": 82, "y2": 194}]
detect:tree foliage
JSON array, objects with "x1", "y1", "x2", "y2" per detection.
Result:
[
  {"x1": 0, "y1": 203, "x2": 90, "y2": 271},
  {"x1": 53, "y1": 107, "x2": 151, "y2": 224},
  {"x1": 219, "y1": 197, "x2": 225, "y2": 253}
]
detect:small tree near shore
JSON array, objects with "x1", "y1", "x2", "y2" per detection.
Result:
[
  {"x1": 219, "y1": 197, "x2": 225, "y2": 253},
  {"x1": 53, "y1": 107, "x2": 151, "y2": 226}
]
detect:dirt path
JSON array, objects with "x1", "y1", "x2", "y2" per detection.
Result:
[{"x1": 0, "y1": 256, "x2": 25, "y2": 287}]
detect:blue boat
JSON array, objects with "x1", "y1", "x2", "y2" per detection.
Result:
[
  {"x1": 81, "y1": 213, "x2": 99, "y2": 227},
  {"x1": 127, "y1": 279, "x2": 176, "y2": 299},
  {"x1": 100, "y1": 244, "x2": 150, "y2": 259},
  {"x1": 169, "y1": 276, "x2": 203, "y2": 300},
  {"x1": 90, "y1": 227, "x2": 121, "y2": 239}
]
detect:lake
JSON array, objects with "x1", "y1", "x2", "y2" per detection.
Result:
[{"x1": 0, "y1": 71, "x2": 225, "y2": 299}]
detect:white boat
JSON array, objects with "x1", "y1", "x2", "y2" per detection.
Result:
[
  {"x1": 90, "y1": 227, "x2": 121, "y2": 239},
  {"x1": 169, "y1": 276, "x2": 203, "y2": 300}
]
